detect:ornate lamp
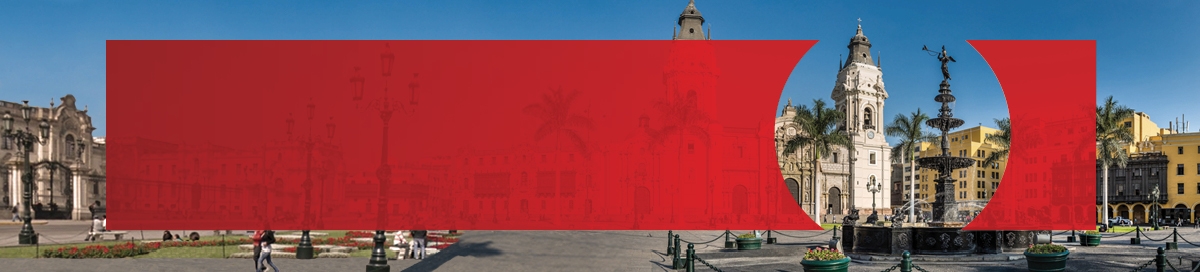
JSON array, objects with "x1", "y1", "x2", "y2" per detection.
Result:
[
  {"x1": 286, "y1": 113, "x2": 295, "y2": 137},
  {"x1": 380, "y1": 43, "x2": 394, "y2": 77},
  {"x1": 38, "y1": 119, "x2": 50, "y2": 140},
  {"x1": 351, "y1": 67, "x2": 365, "y2": 101}
]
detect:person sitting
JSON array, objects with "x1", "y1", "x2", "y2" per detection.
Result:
[
  {"x1": 189, "y1": 232, "x2": 201, "y2": 241},
  {"x1": 86, "y1": 216, "x2": 105, "y2": 241},
  {"x1": 162, "y1": 231, "x2": 174, "y2": 241},
  {"x1": 174, "y1": 234, "x2": 184, "y2": 241}
]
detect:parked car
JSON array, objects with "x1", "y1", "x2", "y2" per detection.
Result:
[{"x1": 1108, "y1": 216, "x2": 1132, "y2": 226}]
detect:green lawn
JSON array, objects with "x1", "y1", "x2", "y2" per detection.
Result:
[
  {"x1": 0, "y1": 230, "x2": 421, "y2": 259},
  {"x1": 821, "y1": 223, "x2": 842, "y2": 230}
]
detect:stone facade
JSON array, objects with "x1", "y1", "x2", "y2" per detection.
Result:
[{"x1": 2, "y1": 95, "x2": 106, "y2": 220}]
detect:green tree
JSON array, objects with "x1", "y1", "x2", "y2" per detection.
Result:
[
  {"x1": 886, "y1": 108, "x2": 936, "y2": 223},
  {"x1": 1096, "y1": 96, "x2": 1134, "y2": 227},
  {"x1": 523, "y1": 86, "x2": 594, "y2": 157},
  {"x1": 783, "y1": 99, "x2": 852, "y2": 221},
  {"x1": 651, "y1": 91, "x2": 713, "y2": 218}
]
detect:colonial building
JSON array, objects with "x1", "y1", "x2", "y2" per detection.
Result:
[
  {"x1": 2, "y1": 95, "x2": 106, "y2": 220},
  {"x1": 1096, "y1": 111, "x2": 1180, "y2": 224},
  {"x1": 776, "y1": 22, "x2": 893, "y2": 223}
]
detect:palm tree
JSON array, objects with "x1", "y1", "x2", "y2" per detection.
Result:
[
  {"x1": 651, "y1": 91, "x2": 713, "y2": 219},
  {"x1": 886, "y1": 108, "x2": 935, "y2": 223},
  {"x1": 981, "y1": 118, "x2": 1011, "y2": 167},
  {"x1": 783, "y1": 99, "x2": 852, "y2": 221},
  {"x1": 1096, "y1": 96, "x2": 1135, "y2": 228},
  {"x1": 523, "y1": 86, "x2": 594, "y2": 157},
  {"x1": 524, "y1": 86, "x2": 594, "y2": 224}
]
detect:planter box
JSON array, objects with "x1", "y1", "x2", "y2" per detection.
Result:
[
  {"x1": 1078, "y1": 234, "x2": 1101, "y2": 247},
  {"x1": 1024, "y1": 249, "x2": 1069, "y2": 272},
  {"x1": 801, "y1": 257, "x2": 850, "y2": 272},
  {"x1": 735, "y1": 238, "x2": 762, "y2": 250}
]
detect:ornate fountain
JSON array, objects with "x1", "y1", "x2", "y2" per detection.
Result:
[{"x1": 840, "y1": 46, "x2": 1041, "y2": 256}]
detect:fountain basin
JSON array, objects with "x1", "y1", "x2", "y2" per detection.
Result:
[{"x1": 843, "y1": 225, "x2": 1043, "y2": 256}]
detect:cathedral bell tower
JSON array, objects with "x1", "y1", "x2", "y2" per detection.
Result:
[
  {"x1": 829, "y1": 21, "x2": 891, "y2": 217},
  {"x1": 674, "y1": 0, "x2": 708, "y2": 40}
]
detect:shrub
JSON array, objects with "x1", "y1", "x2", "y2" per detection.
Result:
[
  {"x1": 803, "y1": 247, "x2": 846, "y2": 261},
  {"x1": 1026, "y1": 244, "x2": 1067, "y2": 254},
  {"x1": 1083, "y1": 230, "x2": 1100, "y2": 235},
  {"x1": 737, "y1": 233, "x2": 758, "y2": 239}
]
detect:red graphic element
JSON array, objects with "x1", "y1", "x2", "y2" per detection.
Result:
[
  {"x1": 106, "y1": 40, "x2": 1096, "y2": 231},
  {"x1": 107, "y1": 40, "x2": 823, "y2": 230},
  {"x1": 963, "y1": 40, "x2": 1096, "y2": 230}
]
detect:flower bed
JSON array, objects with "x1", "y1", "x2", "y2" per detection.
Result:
[
  {"x1": 42, "y1": 242, "x2": 161, "y2": 259},
  {"x1": 346, "y1": 231, "x2": 375, "y2": 238}
]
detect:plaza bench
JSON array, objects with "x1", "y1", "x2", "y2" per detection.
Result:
[
  {"x1": 388, "y1": 246, "x2": 411, "y2": 260},
  {"x1": 88, "y1": 231, "x2": 129, "y2": 241}
]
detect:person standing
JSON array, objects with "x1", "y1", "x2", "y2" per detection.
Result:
[
  {"x1": 410, "y1": 230, "x2": 428, "y2": 260},
  {"x1": 258, "y1": 230, "x2": 280, "y2": 272},
  {"x1": 11, "y1": 204, "x2": 19, "y2": 222}
]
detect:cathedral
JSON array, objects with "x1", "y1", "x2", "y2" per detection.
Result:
[{"x1": 776, "y1": 22, "x2": 892, "y2": 223}]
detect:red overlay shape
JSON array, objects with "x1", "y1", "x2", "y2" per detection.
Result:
[
  {"x1": 107, "y1": 40, "x2": 822, "y2": 230},
  {"x1": 964, "y1": 40, "x2": 1096, "y2": 230}
]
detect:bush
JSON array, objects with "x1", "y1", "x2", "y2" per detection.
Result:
[
  {"x1": 1083, "y1": 230, "x2": 1100, "y2": 235},
  {"x1": 1026, "y1": 244, "x2": 1067, "y2": 254},
  {"x1": 804, "y1": 247, "x2": 846, "y2": 261},
  {"x1": 737, "y1": 233, "x2": 758, "y2": 239}
]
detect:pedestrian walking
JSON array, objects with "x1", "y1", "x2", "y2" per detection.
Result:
[
  {"x1": 410, "y1": 230, "x2": 428, "y2": 260},
  {"x1": 10, "y1": 203, "x2": 19, "y2": 222},
  {"x1": 258, "y1": 230, "x2": 280, "y2": 272},
  {"x1": 252, "y1": 230, "x2": 265, "y2": 271}
]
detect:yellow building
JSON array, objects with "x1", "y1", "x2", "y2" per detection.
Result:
[
  {"x1": 1123, "y1": 112, "x2": 1175, "y2": 154},
  {"x1": 908, "y1": 125, "x2": 1007, "y2": 219},
  {"x1": 1162, "y1": 132, "x2": 1200, "y2": 223}
]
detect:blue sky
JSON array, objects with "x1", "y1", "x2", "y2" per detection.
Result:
[{"x1": 2, "y1": 0, "x2": 1198, "y2": 144}]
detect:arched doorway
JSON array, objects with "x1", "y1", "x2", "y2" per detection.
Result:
[
  {"x1": 785, "y1": 178, "x2": 800, "y2": 204},
  {"x1": 1132, "y1": 204, "x2": 1145, "y2": 224},
  {"x1": 1118, "y1": 205, "x2": 1129, "y2": 219},
  {"x1": 828, "y1": 187, "x2": 843, "y2": 215}
]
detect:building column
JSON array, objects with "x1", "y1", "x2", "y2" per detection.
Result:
[
  {"x1": 71, "y1": 167, "x2": 85, "y2": 220},
  {"x1": 9, "y1": 163, "x2": 21, "y2": 218}
]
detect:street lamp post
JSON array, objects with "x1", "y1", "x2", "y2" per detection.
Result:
[
  {"x1": 1150, "y1": 185, "x2": 1161, "y2": 230},
  {"x1": 867, "y1": 176, "x2": 881, "y2": 212},
  {"x1": 357, "y1": 43, "x2": 417, "y2": 272},
  {"x1": 290, "y1": 98, "x2": 333, "y2": 260},
  {"x1": 4, "y1": 101, "x2": 51, "y2": 245}
]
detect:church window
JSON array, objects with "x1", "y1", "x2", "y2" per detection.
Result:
[
  {"x1": 869, "y1": 151, "x2": 877, "y2": 165},
  {"x1": 689, "y1": 28, "x2": 694, "y2": 33}
]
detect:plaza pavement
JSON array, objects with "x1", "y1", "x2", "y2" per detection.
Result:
[{"x1": 7, "y1": 221, "x2": 1200, "y2": 271}]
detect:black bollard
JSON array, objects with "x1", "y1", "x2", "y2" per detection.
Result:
[
  {"x1": 901, "y1": 251, "x2": 912, "y2": 272},
  {"x1": 1133, "y1": 228, "x2": 1141, "y2": 245},
  {"x1": 1167, "y1": 229, "x2": 1179, "y2": 250},
  {"x1": 766, "y1": 230, "x2": 776, "y2": 244},
  {"x1": 686, "y1": 243, "x2": 695, "y2": 272},
  {"x1": 724, "y1": 231, "x2": 735, "y2": 248},
  {"x1": 667, "y1": 230, "x2": 674, "y2": 255},
  {"x1": 1156, "y1": 247, "x2": 1166, "y2": 272},
  {"x1": 673, "y1": 234, "x2": 681, "y2": 269}
]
